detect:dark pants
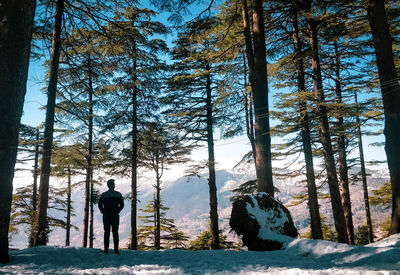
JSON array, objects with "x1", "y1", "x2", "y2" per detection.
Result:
[{"x1": 103, "y1": 214, "x2": 119, "y2": 252}]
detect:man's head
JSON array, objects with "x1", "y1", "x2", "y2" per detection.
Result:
[{"x1": 107, "y1": 179, "x2": 115, "y2": 190}]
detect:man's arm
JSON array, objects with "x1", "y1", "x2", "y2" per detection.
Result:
[
  {"x1": 98, "y1": 195, "x2": 104, "y2": 214},
  {"x1": 118, "y1": 194, "x2": 124, "y2": 213}
]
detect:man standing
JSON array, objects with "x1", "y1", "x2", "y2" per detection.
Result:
[{"x1": 98, "y1": 179, "x2": 124, "y2": 254}]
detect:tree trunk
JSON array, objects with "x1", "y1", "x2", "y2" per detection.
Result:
[
  {"x1": 88, "y1": 56, "x2": 94, "y2": 249},
  {"x1": 30, "y1": 128, "x2": 40, "y2": 247},
  {"x1": 307, "y1": 17, "x2": 349, "y2": 243},
  {"x1": 206, "y1": 67, "x2": 220, "y2": 250},
  {"x1": 129, "y1": 54, "x2": 138, "y2": 250},
  {"x1": 66, "y1": 167, "x2": 71, "y2": 246},
  {"x1": 82, "y1": 168, "x2": 90, "y2": 247},
  {"x1": 333, "y1": 41, "x2": 354, "y2": 244},
  {"x1": 0, "y1": 0, "x2": 36, "y2": 263},
  {"x1": 89, "y1": 173, "x2": 94, "y2": 248},
  {"x1": 251, "y1": 0, "x2": 274, "y2": 195},
  {"x1": 242, "y1": 53, "x2": 256, "y2": 160},
  {"x1": 291, "y1": 9, "x2": 322, "y2": 240},
  {"x1": 34, "y1": 0, "x2": 64, "y2": 247},
  {"x1": 155, "y1": 164, "x2": 161, "y2": 250},
  {"x1": 354, "y1": 91, "x2": 374, "y2": 243},
  {"x1": 367, "y1": 0, "x2": 400, "y2": 235}
]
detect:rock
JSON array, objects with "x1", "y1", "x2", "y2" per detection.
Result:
[{"x1": 230, "y1": 192, "x2": 298, "y2": 251}]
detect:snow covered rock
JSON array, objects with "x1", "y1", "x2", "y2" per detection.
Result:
[{"x1": 230, "y1": 192, "x2": 298, "y2": 251}]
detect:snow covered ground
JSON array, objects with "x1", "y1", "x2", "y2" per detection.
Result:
[{"x1": 1, "y1": 234, "x2": 400, "y2": 274}]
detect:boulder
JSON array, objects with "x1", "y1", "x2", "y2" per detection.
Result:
[{"x1": 230, "y1": 192, "x2": 298, "y2": 251}]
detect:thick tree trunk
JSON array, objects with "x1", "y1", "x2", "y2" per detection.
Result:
[
  {"x1": 30, "y1": 128, "x2": 40, "y2": 247},
  {"x1": 251, "y1": 0, "x2": 274, "y2": 195},
  {"x1": 129, "y1": 56, "x2": 138, "y2": 250},
  {"x1": 291, "y1": 9, "x2": 322, "y2": 240},
  {"x1": 333, "y1": 41, "x2": 354, "y2": 244},
  {"x1": 0, "y1": 0, "x2": 36, "y2": 263},
  {"x1": 354, "y1": 91, "x2": 374, "y2": 243},
  {"x1": 66, "y1": 167, "x2": 71, "y2": 246},
  {"x1": 206, "y1": 68, "x2": 220, "y2": 250},
  {"x1": 367, "y1": 0, "x2": 400, "y2": 235},
  {"x1": 34, "y1": 0, "x2": 64, "y2": 247},
  {"x1": 307, "y1": 17, "x2": 349, "y2": 243}
]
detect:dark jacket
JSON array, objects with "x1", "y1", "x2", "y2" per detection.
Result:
[{"x1": 98, "y1": 189, "x2": 124, "y2": 216}]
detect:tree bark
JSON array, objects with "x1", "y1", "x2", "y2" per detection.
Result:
[
  {"x1": 30, "y1": 128, "x2": 40, "y2": 247},
  {"x1": 291, "y1": 8, "x2": 322, "y2": 240},
  {"x1": 367, "y1": 0, "x2": 400, "y2": 235},
  {"x1": 206, "y1": 66, "x2": 220, "y2": 250},
  {"x1": 129, "y1": 53, "x2": 138, "y2": 250},
  {"x1": 333, "y1": 41, "x2": 354, "y2": 244},
  {"x1": 241, "y1": 0, "x2": 273, "y2": 195},
  {"x1": 307, "y1": 17, "x2": 349, "y2": 243},
  {"x1": 34, "y1": 0, "x2": 64, "y2": 247},
  {"x1": 0, "y1": 0, "x2": 37, "y2": 263},
  {"x1": 242, "y1": 53, "x2": 256, "y2": 160},
  {"x1": 251, "y1": 0, "x2": 274, "y2": 195},
  {"x1": 354, "y1": 91, "x2": 374, "y2": 243},
  {"x1": 66, "y1": 167, "x2": 71, "y2": 246},
  {"x1": 88, "y1": 56, "x2": 94, "y2": 248},
  {"x1": 155, "y1": 164, "x2": 161, "y2": 250}
]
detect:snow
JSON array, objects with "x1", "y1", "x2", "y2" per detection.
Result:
[
  {"x1": 2, "y1": 234, "x2": 400, "y2": 274},
  {"x1": 245, "y1": 193, "x2": 294, "y2": 245}
]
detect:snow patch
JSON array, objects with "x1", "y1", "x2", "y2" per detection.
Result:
[{"x1": 245, "y1": 193, "x2": 294, "y2": 245}]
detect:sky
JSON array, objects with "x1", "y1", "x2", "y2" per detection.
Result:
[
  {"x1": 16, "y1": 0, "x2": 389, "y2": 189},
  {"x1": 2, "y1": 233, "x2": 400, "y2": 274}
]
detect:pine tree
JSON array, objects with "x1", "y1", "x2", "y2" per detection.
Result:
[
  {"x1": 34, "y1": 0, "x2": 65, "y2": 247},
  {"x1": 16, "y1": 124, "x2": 42, "y2": 247},
  {"x1": 0, "y1": 0, "x2": 37, "y2": 263},
  {"x1": 139, "y1": 122, "x2": 191, "y2": 249},
  {"x1": 163, "y1": 17, "x2": 231, "y2": 249},
  {"x1": 138, "y1": 196, "x2": 184, "y2": 249},
  {"x1": 51, "y1": 145, "x2": 85, "y2": 246},
  {"x1": 366, "y1": 0, "x2": 400, "y2": 235},
  {"x1": 188, "y1": 227, "x2": 236, "y2": 250},
  {"x1": 99, "y1": 6, "x2": 168, "y2": 250},
  {"x1": 241, "y1": 0, "x2": 274, "y2": 195},
  {"x1": 292, "y1": 0, "x2": 349, "y2": 244}
]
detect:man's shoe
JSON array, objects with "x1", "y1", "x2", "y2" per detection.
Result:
[
  {"x1": 103, "y1": 250, "x2": 109, "y2": 254},
  {"x1": 114, "y1": 251, "x2": 120, "y2": 255}
]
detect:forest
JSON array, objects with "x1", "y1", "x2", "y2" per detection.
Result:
[{"x1": 0, "y1": 0, "x2": 399, "y2": 268}]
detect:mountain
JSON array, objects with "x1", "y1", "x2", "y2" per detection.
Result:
[{"x1": 10, "y1": 167, "x2": 391, "y2": 249}]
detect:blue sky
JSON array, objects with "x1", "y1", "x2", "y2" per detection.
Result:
[{"x1": 19, "y1": 0, "x2": 388, "y2": 184}]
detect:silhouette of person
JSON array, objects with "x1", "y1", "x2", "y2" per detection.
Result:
[{"x1": 98, "y1": 179, "x2": 124, "y2": 254}]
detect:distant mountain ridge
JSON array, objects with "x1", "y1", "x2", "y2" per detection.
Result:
[{"x1": 10, "y1": 167, "x2": 391, "y2": 248}]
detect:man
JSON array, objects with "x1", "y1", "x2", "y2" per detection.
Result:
[{"x1": 98, "y1": 179, "x2": 124, "y2": 254}]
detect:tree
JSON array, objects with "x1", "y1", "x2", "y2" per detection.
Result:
[
  {"x1": 100, "y1": 6, "x2": 168, "y2": 250},
  {"x1": 290, "y1": 6, "x2": 322, "y2": 240},
  {"x1": 188, "y1": 227, "x2": 236, "y2": 250},
  {"x1": 164, "y1": 17, "x2": 230, "y2": 249},
  {"x1": 366, "y1": 0, "x2": 400, "y2": 235},
  {"x1": 0, "y1": 0, "x2": 37, "y2": 263},
  {"x1": 34, "y1": 0, "x2": 65, "y2": 246},
  {"x1": 139, "y1": 122, "x2": 191, "y2": 249},
  {"x1": 16, "y1": 124, "x2": 42, "y2": 247},
  {"x1": 292, "y1": 0, "x2": 349, "y2": 243},
  {"x1": 241, "y1": 0, "x2": 274, "y2": 195},
  {"x1": 51, "y1": 145, "x2": 84, "y2": 246},
  {"x1": 137, "y1": 196, "x2": 182, "y2": 249},
  {"x1": 10, "y1": 184, "x2": 78, "y2": 247},
  {"x1": 165, "y1": 229, "x2": 190, "y2": 249}
]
